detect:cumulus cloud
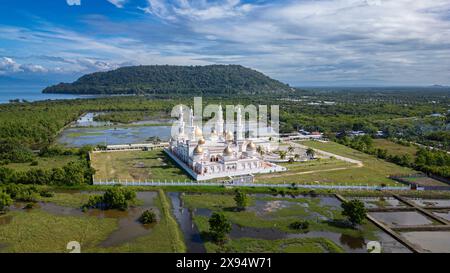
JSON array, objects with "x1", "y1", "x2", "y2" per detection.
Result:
[
  {"x1": 0, "y1": 57, "x2": 48, "y2": 74},
  {"x1": 0, "y1": 57, "x2": 22, "y2": 74},
  {"x1": 107, "y1": 0, "x2": 127, "y2": 8},
  {"x1": 3, "y1": 0, "x2": 450, "y2": 85},
  {"x1": 66, "y1": 0, "x2": 81, "y2": 6},
  {"x1": 137, "y1": 0, "x2": 450, "y2": 85},
  {"x1": 142, "y1": 0, "x2": 254, "y2": 21}
]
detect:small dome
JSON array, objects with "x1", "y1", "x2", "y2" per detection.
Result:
[
  {"x1": 195, "y1": 126, "x2": 203, "y2": 137},
  {"x1": 198, "y1": 138, "x2": 206, "y2": 145},
  {"x1": 193, "y1": 145, "x2": 203, "y2": 155},
  {"x1": 246, "y1": 141, "x2": 256, "y2": 151},
  {"x1": 225, "y1": 131, "x2": 234, "y2": 141},
  {"x1": 223, "y1": 146, "x2": 233, "y2": 156}
]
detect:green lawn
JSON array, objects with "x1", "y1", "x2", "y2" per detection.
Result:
[
  {"x1": 4, "y1": 155, "x2": 81, "y2": 172},
  {"x1": 0, "y1": 210, "x2": 117, "y2": 253},
  {"x1": 90, "y1": 149, "x2": 191, "y2": 182},
  {"x1": 257, "y1": 141, "x2": 415, "y2": 186},
  {"x1": 373, "y1": 139, "x2": 418, "y2": 158}
]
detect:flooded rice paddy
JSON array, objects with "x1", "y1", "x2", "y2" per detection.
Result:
[
  {"x1": 352, "y1": 197, "x2": 407, "y2": 209},
  {"x1": 3, "y1": 191, "x2": 161, "y2": 249},
  {"x1": 369, "y1": 211, "x2": 435, "y2": 226},
  {"x1": 56, "y1": 112, "x2": 172, "y2": 147},
  {"x1": 432, "y1": 210, "x2": 450, "y2": 221},
  {"x1": 2, "y1": 192, "x2": 450, "y2": 253},
  {"x1": 407, "y1": 198, "x2": 450, "y2": 208},
  {"x1": 401, "y1": 231, "x2": 450, "y2": 253},
  {"x1": 168, "y1": 192, "x2": 410, "y2": 253}
]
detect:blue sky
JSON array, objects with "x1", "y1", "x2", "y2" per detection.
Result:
[{"x1": 1, "y1": 0, "x2": 450, "y2": 86}]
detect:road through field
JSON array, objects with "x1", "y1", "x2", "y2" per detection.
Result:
[{"x1": 287, "y1": 141, "x2": 364, "y2": 167}]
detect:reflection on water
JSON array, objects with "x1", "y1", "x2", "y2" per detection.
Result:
[
  {"x1": 401, "y1": 231, "x2": 450, "y2": 253},
  {"x1": 432, "y1": 210, "x2": 450, "y2": 221},
  {"x1": 408, "y1": 198, "x2": 450, "y2": 208},
  {"x1": 169, "y1": 192, "x2": 410, "y2": 253},
  {"x1": 353, "y1": 197, "x2": 407, "y2": 209},
  {"x1": 168, "y1": 192, "x2": 206, "y2": 253},
  {"x1": 97, "y1": 191, "x2": 158, "y2": 247},
  {"x1": 5, "y1": 191, "x2": 160, "y2": 248},
  {"x1": 369, "y1": 211, "x2": 434, "y2": 226},
  {"x1": 57, "y1": 126, "x2": 172, "y2": 147}
]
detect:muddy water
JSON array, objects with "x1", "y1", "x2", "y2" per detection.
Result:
[
  {"x1": 4, "y1": 191, "x2": 160, "y2": 248},
  {"x1": 169, "y1": 192, "x2": 207, "y2": 253},
  {"x1": 432, "y1": 210, "x2": 450, "y2": 221},
  {"x1": 352, "y1": 197, "x2": 408, "y2": 209},
  {"x1": 96, "y1": 191, "x2": 159, "y2": 247},
  {"x1": 169, "y1": 193, "x2": 410, "y2": 253},
  {"x1": 401, "y1": 231, "x2": 450, "y2": 253},
  {"x1": 408, "y1": 198, "x2": 450, "y2": 208},
  {"x1": 369, "y1": 211, "x2": 435, "y2": 226}
]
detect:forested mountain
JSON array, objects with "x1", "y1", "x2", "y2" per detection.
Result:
[{"x1": 42, "y1": 65, "x2": 292, "y2": 95}]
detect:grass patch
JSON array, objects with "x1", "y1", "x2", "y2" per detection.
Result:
[
  {"x1": 97, "y1": 190, "x2": 186, "y2": 253},
  {"x1": 90, "y1": 149, "x2": 191, "y2": 181},
  {"x1": 182, "y1": 193, "x2": 380, "y2": 241},
  {"x1": 193, "y1": 215, "x2": 343, "y2": 253},
  {"x1": 4, "y1": 155, "x2": 80, "y2": 172},
  {"x1": 373, "y1": 139, "x2": 418, "y2": 158},
  {"x1": 0, "y1": 209, "x2": 117, "y2": 253},
  {"x1": 265, "y1": 140, "x2": 416, "y2": 186},
  {"x1": 38, "y1": 192, "x2": 98, "y2": 208}
]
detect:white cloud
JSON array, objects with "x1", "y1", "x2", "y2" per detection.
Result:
[
  {"x1": 20, "y1": 64, "x2": 48, "y2": 73},
  {"x1": 142, "y1": 0, "x2": 254, "y2": 21},
  {"x1": 107, "y1": 0, "x2": 127, "y2": 8},
  {"x1": 66, "y1": 0, "x2": 81, "y2": 6},
  {"x1": 0, "y1": 57, "x2": 22, "y2": 74},
  {"x1": 0, "y1": 57, "x2": 49, "y2": 74}
]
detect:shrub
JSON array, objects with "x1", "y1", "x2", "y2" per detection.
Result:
[
  {"x1": 234, "y1": 189, "x2": 249, "y2": 211},
  {"x1": 83, "y1": 187, "x2": 136, "y2": 211},
  {"x1": 24, "y1": 203, "x2": 35, "y2": 209},
  {"x1": 0, "y1": 191, "x2": 13, "y2": 212},
  {"x1": 39, "y1": 188, "x2": 54, "y2": 197},
  {"x1": 289, "y1": 220, "x2": 310, "y2": 231},
  {"x1": 139, "y1": 209, "x2": 157, "y2": 224},
  {"x1": 341, "y1": 199, "x2": 367, "y2": 226}
]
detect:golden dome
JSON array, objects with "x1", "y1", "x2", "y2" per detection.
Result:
[
  {"x1": 198, "y1": 138, "x2": 206, "y2": 145},
  {"x1": 225, "y1": 131, "x2": 234, "y2": 141},
  {"x1": 195, "y1": 126, "x2": 203, "y2": 137},
  {"x1": 246, "y1": 141, "x2": 256, "y2": 151},
  {"x1": 193, "y1": 145, "x2": 203, "y2": 155},
  {"x1": 223, "y1": 146, "x2": 233, "y2": 156}
]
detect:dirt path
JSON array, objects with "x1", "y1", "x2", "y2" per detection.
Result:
[
  {"x1": 260, "y1": 166, "x2": 361, "y2": 179},
  {"x1": 288, "y1": 141, "x2": 364, "y2": 167}
]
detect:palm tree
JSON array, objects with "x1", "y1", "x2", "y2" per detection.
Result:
[
  {"x1": 306, "y1": 148, "x2": 315, "y2": 159},
  {"x1": 294, "y1": 154, "x2": 300, "y2": 160},
  {"x1": 279, "y1": 151, "x2": 287, "y2": 160},
  {"x1": 257, "y1": 146, "x2": 265, "y2": 157}
]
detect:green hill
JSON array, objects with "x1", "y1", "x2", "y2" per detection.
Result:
[{"x1": 42, "y1": 65, "x2": 292, "y2": 95}]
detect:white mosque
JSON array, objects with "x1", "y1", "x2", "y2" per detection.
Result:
[{"x1": 165, "y1": 105, "x2": 286, "y2": 181}]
